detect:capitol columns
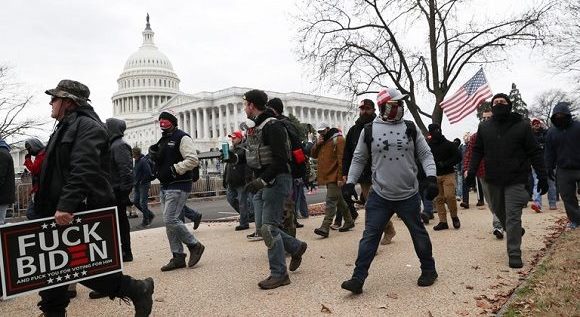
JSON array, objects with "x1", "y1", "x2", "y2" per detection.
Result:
[
  {"x1": 196, "y1": 108, "x2": 201, "y2": 139},
  {"x1": 225, "y1": 104, "x2": 231, "y2": 135},
  {"x1": 218, "y1": 105, "x2": 224, "y2": 138},
  {"x1": 211, "y1": 107, "x2": 217, "y2": 138},
  {"x1": 203, "y1": 108, "x2": 209, "y2": 139}
]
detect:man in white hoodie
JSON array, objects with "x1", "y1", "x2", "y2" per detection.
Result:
[{"x1": 341, "y1": 88, "x2": 440, "y2": 294}]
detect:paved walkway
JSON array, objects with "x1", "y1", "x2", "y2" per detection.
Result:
[{"x1": 1, "y1": 199, "x2": 567, "y2": 316}]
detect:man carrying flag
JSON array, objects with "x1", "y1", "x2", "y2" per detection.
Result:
[{"x1": 441, "y1": 68, "x2": 492, "y2": 124}]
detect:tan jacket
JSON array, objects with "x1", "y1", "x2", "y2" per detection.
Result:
[{"x1": 311, "y1": 133, "x2": 345, "y2": 185}]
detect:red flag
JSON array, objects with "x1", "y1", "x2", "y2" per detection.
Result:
[{"x1": 440, "y1": 68, "x2": 492, "y2": 124}]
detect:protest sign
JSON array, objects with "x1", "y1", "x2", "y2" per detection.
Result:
[{"x1": 0, "y1": 207, "x2": 122, "y2": 299}]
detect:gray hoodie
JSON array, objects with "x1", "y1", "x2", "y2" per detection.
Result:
[
  {"x1": 105, "y1": 118, "x2": 134, "y2": 192},
  {"x1": 347, "y1": 117, "x2": 436, "y2": 201}
]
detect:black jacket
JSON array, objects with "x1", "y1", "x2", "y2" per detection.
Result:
[
  {"x1": 106, "y1": 118, "x2": 134, "y2": 192},
  {"x1": 0, "y1": 142, "x2": 15, "y2": 205},
  {"x1": 427, "y1": 136, "x2": 461, "y2": 176},
  {"x1": 223, "y1": 142, "x2": 251, "y2": 188},
  {"x1": 470, "y1": 113, "x2": 546, "y2": 186},
  {"x1": 133, "y1": 154, "x2": 152, "y2": 185},
  {"x1": 545, "y1": 102, "x2": 580, "y2": 170},
  {"x1": 35, "y1": 105, "x2": 115, "y2": 217},
  {"x1": 342, "y1": 114, "x2": 375, "y2": 184}
]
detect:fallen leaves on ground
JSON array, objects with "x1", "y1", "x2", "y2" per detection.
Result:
[
  {"x1": 386, "y1": 293, "x2": 398, "y2": 299},
  {"x1": 321, "y1": 304, "x2": 332, "y2": 314}
]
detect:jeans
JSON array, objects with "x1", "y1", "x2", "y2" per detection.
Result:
[
  {"x1": 226, "y1": 185, "x2": 250, "y2": 226},
  {"x1": 420, "y1": 187, "x2": 434, "y2": 217},
  {"x1": 133, "y1": 183, "x2": 154, "y2": 221},
  {"x1": 253, "y1": 174, "x2": 303, "y2": 277},
  {"x1": 462, "y1": 174, "x2": 470, "y2": 204},
  {"x1": 455, "y1": 170, "x2": 463, "y2": 197},
  {"x1": 352, "y1": 191, "x2": 435, "y2": 283},
  {"x1": 485, "y1": 183, "x2": 530, "y2": 258},
  {"x1": 161, "y1": 189, "x2": 198, "y2": 255},
  {"x1": 532, "y1": 168, "x2": 557, "y2": 208},
  {"x1": 179, "y1": 204, "x2": 202, "y2": 223},
  {"x1": 294, "y1": 179, "x2": 309, "y2": 218},
  {"x1": 0, "y1": 204, "x2": 7, "y2": 225},
  {"x1": 556, "y1": 168, "x2": 580, "y2": 225}
]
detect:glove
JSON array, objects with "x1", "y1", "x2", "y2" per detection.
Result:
[
  {"x1": 537, "y1": 178, "x2": 549, "y2": 195},
  {"x1": 221, "y1": 150, "x2": 237, "y2": 163},
  {"x1": 547, "y1": 168, "x2": 555, "y2": 181},
  {"x1": 245, "y1": 178, "x2": 266, "y2": 194},
  {"x1": 464, "y1": 172, "x2": 476, "y2": 188},
  {"x1": 341, "y1": 183, "x2": 357, "y2": 202},
  {"x1": 170, "y1": 165, "x2": 177, "y2": 178},
  {"x1": 425, "y1": 176, "x2": 439, "y2": 201}
]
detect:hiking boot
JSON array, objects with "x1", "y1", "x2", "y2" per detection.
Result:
[
  {"x1": 123, "y1": 252, "x2": 134, "y2": 262},
  {"x1": 289, "y1": 242, "x2": 308, "y2": 272},
  {"x1": 460, "y1": 202, "x2": 469, "y2": 209},
  {"x1": 314, "y1": 227, "x2": 329, "y2": 238},
  {"x1": 258, "y1": 275, "x2": 291, "y2": 290},
  {"x1": 433, "y1": 222, "x2": 449, "y2": 231},
  {"x1": 493, "y1": 228, "x2": 504, "y2": 240},
  {"x1": 247, "y1": 231, "x2": 263, "y2": 241},
  {"x1": 338, "y1": 222, "x2": 355, "y2": 232},
  {"x1": 509, "y1": 257, "x2": 523, "y2": 269},
  {"x1": 531, "y1": 202, "x2": 542, "y2": 213},
  {"x1": 451, "y1": 217, "x2": 461, "y2": 229},
  {"x1": 420, "y1": 212, "x2": 430, "y2": 224},
  {"x1": 341, "y1": 278, "x2": 363, "y2": 294},
  {"x1": 417, "y1": 270, "x2": 438, "y2": 286},
  {"x1": 160, "y1": 253, "x2": 186, "y2": 272},
  {"x1": 330, "y1": 223, "x2": 341, "y2": 230},
  {"x1": 235, "y1": 224, "x2": 250, "y2": 231},
  {"x1": 187, "y1": 242, "x2": 205, "y2": 268},
  {"x1": 193, "y1": 213, "x2": 202, "y2": 230},
  {"x1": 120, "y1": 277, "x2": 154, "y2": 317},
  {"x1": 88, "y1": 290, "x2": 107, "y2": 299},
  {"x1": 476, "y1": 200, "x2": 485, "y2": 207}
]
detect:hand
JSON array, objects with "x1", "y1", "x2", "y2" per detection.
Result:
[
  {"x1": 463, "y1": 170, "x2": 468, "y2": 178},
  {"x1": 425, "y1": 176, "x2": 439, "y2": 200},
  {"x1": 170, "y1": 165, "x2": 177, "y2": 178},
  {"x1": 342, "y1": 176, "x2": 347, "y2": 183},
  {"x1": 316, "y1": 135, "x2": 324, "y2": 145},
  {"x1": 55, "y1": 211, "x2": 74, "y2": 225},
  {"x1": 537, "y1": 178, "x2": 549, "y2": 195},
  {"x1": 547, "y1": 169, "x2": 555, "y2": 181},
  {"x1": 245, "y1": 178, "x2": 266, "y2": 194},
  {"x1": 221, "y1": 151, "x2": 237, "y2": 163},
  {"x1": 464, "y1": 172, "x2": 476, "y2": 188},
  {"x1": 337, "y1": 180, "x2": 344, "y2": 187},
  {"x1": 341, "y1": 183, "x2": 357, "y2": 201}
]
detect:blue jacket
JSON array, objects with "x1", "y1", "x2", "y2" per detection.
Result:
[
  {"x1": 134, "y1": 154, "x2": 152, "y2": 185},
  {"x1": 545, "y1": 102, "x2": 580, "y2": 170}
]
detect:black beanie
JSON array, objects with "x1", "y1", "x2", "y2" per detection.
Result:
[
  {"x1": 266, "y1": 98, "x2": 284, "y2": 115},
  {"x1": 159, "y1": 111, "x2": 178, "y2": 126},
  {"x1": 491, "y1": 93, "x2": 512, "y2": 107},
  {"x1": 428, "y1": 123, "x2": 441, "y2": 133}
]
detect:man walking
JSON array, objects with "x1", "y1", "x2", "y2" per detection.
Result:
[
  {"x1": 133, "y1": 147, "x2": 155, "y2": 227},
  {"x1": 342, "y1": 99, "x2": 395, "y2": 244},
  {"x1": 149, "y1": 110, "x2": 205, "y2": 271},
  {"x1": 312, "y1": 122, "x2": 355, "y2": 237},
  {"x1": 530, "y1": 118, "x2": 557, "y2": 212},
  {"x1": 35, "y1": 79, "x2": 153, "y2": 316},
  {"x1": 427, "y1": 123, "x2": 462, "y2": 231},
  {"x1": 223, "y1": 130, "x2": 252, "y2": 231},
  {"x1": 341, "y1": 88, "x2": 439, "y2": 294},
  {"x1": 466, "y1": 93, "x2": 548, "y2": 268},
  {"x1": 545, "y1": 102, "x2": 580, "y2": 229},
  {"x1": 0, "y1": 137, "x2": 15, "y2": 225}
]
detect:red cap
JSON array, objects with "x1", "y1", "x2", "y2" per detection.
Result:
[{"x1": 228, "y1": 131, "x2": 243, "y2": 139}]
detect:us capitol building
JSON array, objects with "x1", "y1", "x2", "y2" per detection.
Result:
[{"x1": 115, "y1": 16, "x2": 355, "y2": 152}]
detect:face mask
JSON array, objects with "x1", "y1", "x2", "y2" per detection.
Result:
[
  {"x1": 491, "y1": 104, "x2": 511, "y2": 120},
  {"x1": 551, "y1": 116, "x2": 571, "y2": 128},
  {"x1": 380, "y1": 102, "x2": 404, "y2": 122},
  {"x1": 159, "y1": 119, "x2": 173, "y2": 130}
]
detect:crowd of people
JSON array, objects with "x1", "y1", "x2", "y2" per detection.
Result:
[{"x1": 1, "y1": 78, "x2": 578, "y2": 316}]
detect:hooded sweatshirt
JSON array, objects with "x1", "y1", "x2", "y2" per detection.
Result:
[
  {"x1": 545, "y1": 102, "x2": 580, "y2": 170},
  {"x1": 347, "y1": 117, "x2": 436, "y2": 201},
  {"x1": 105, "y1": 118, "x2": 134, "y2": 192},
  {"x1": 0, "y1": 138, "x2": 15, "y2": 205}
]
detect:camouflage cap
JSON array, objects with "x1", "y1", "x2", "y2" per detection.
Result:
[{"x1": 45, "y1": 79, "x2": 91, "y2": 103}]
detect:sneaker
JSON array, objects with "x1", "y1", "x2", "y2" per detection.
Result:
[
  {"x1": 531, "y1": 202, "x2": 542, "y2": 213},
  {"x1": 451, "y1": 217, "x2": 461, "y2": 229},
  {"x1": 289, "y1": 242, "x2": 308, "y2": 272},
  {"x1": 568, "y1": 222, "x2": 578, "y2": 230},
  {"x1": 509, "y1": 257, "x2": 523, "y2": 269},
  {"x1": 247, "y1": 232, "x2": 263, "y2": 241},
  {"x1": 420, "y1": 212, "x2": 430, "y2": 225},
  {"x1": 433, "y1": 222, "x2": 449, "y2": 231},
  {"x1": 187, "y1": 242, "x2": 205, "y2": 268},
  {"x1": 341, "y1": 278, "x2": 363, "y2": 294},
  {"x1": 417, "y1": 270, "x2": 438, "y2": 286},
  {"x1": 258, "y1": 275, "x2": 291, "y2": 290},
  {"x1": 314, "y1": 227, "x2": 329, "y2": 238},
  {"x1": 338, "y1": 222, "x2": 355, "y2": 232},
  {"x1": 460, "y1": 202, "x2": 469, "y2": 209},
  {"x1": 193, "y1": 213, "x2": 203, "y2": 230},
  {"x1": 493, "y1": 228, "x2": 504, "y2": 240},
  {"x1": 330, "y1": 223, "x2": 341, "y2": 230},
  {"x1": 235, "y1": 224, "x2": 250, "y2": 231}
]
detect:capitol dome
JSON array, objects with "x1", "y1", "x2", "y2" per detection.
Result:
[{"x1": 112, "y1": 14, "x2": 180, "y2": 121}]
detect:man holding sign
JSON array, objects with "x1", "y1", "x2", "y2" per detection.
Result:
[{"x1": 30, "y1": 80, "x2": 154, "y2": 316}]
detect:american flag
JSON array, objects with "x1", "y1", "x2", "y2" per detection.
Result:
[{"x1": 440, "y1": 68, "x2": 492, "y2": 124}]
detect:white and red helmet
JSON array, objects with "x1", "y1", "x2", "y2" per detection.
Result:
[{"x1": 377, "y1": 88, "x2": 407, "y2": 122}]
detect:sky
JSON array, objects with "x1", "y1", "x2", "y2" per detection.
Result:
[{"x1": 0, "y1": 0, "x2": 571, "y2": 143}]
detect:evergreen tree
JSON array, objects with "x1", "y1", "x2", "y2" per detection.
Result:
[{"x1": 509, "y1": 83, "x2": 529, "y2": 119}]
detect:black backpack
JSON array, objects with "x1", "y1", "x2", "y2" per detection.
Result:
[
  {"x1": 143, "y1": 154, "x2": 158, "y2": 182},
  {"x1": 363, "y1": 120, "x2": 426, "y2": 181},
  {"x1": 279, "y1": 119, "x2": 307, "y2": 179}
]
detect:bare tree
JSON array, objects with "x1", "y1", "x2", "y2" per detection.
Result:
[
  {"x1": 550, "y1": 1, "x2": 580, "y2": 90},
  {"x1": 295, "y1": 0, "x2": 554, "y2": 132},
  {"x1": 0, "y1": 65, "x2": 46, "y2": 142},
  {"x1": 529, "y1": 89, "x2": 579, "y2": 127}
]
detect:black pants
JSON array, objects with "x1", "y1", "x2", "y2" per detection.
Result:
[
  {"x1": 38, "y1": 273, "x2": 129, "y2": 315},
  {"x1": 114, "y1": 189, "x2": 132, "y2": 256}
]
